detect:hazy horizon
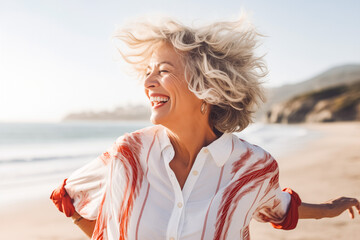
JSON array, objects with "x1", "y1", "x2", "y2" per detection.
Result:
[{"x1": 1, "y1": 0, "x2": 360, "y2": 122}]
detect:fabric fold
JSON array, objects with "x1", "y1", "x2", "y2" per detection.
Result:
[
  {"x1": 271, "y1": 188, "x2": 301, "y2": 230},
  {"x1": 50, "y1": 178, "x2": 75, "y2": 217}
]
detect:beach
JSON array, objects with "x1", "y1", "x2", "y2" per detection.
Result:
[
  {"x1": 1, "y1": 122, "x2": 359, "y2": 240},
  {"x1": 251, "y1": 122, "x2": 360, "y2": 240}
]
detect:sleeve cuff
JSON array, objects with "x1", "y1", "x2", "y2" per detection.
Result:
[
  {"x1": 50, "y1": 178, "x2": 75, "y2": 217},
  {"x1": 271, "y1": 188, "x2": 302, "y2": 230}
]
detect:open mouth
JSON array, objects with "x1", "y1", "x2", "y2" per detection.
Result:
[{"x1": 150, "y1": 96, "x2": 170, "y2": 108}]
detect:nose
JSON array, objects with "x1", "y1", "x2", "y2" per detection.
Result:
[{"x1": 143, "y1": 72, "x2": 160, "y2": 89}]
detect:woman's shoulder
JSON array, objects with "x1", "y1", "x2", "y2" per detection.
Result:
[
  {"x1": 227, "y1": 135, "x2": 279, "y2": 182},
  {"x1": 103, "y1": 125, "x2": 164, "y2": 165},
  {"x1": 233, "y1": 135, "x2": 270, "y2": 154},
  {"x1": 113, "y1": 124, "x2": 164, "y2": 146},
  {"x1": 232, "y1": 135, "x2": 277, "y2": 167}
]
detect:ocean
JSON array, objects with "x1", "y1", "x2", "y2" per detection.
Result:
[{"x1": 0, "y1": 121, "x2": 314, "y2": 207}]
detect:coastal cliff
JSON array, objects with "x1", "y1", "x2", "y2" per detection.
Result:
[
  {"x1": 266, "y1": 81, "x2": 360, "y2": 123},
  {"x1": 258, "y1": 64, "x2": 360, "y2": 121}
]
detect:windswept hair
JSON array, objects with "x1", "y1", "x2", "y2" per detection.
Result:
[{"x1": 114, "y1": 15, "x2": 267, "y2": 133}]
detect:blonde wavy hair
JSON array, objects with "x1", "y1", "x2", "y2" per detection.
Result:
[{"x1": 114, "y1": 16, "x2": 267, "y2": 133}]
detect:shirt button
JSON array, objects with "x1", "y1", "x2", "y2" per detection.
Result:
[
  {"x1": 203, "y1": 148, "x2": 209, "y2": 154},
  {"x1": 177, "y1": 202, "x2": 183, "y2": 208},
  {"x1": 192, "y1": 170, "x2": 199, "y2": 176}
]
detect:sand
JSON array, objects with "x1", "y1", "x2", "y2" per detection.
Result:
[
  {"x1": 1, "y1": 122, "x2": 359, "y2": 240},
  {"x1": 251, "y1": 122, "x2": 360, "y2": 240}
]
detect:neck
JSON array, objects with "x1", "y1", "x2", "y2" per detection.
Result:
[{"x1": 164, "y1": 120, "x2": 217, "y2": 169}]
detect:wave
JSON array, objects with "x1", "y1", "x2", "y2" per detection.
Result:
[{"x1": 0, "y1": 153, "x2": 98, "y2": 164}]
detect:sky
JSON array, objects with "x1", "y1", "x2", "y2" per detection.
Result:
[{"x1": 1, "y1": 0, "x2": 359, "y2": 122}]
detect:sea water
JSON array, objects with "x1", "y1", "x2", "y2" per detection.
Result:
[{"x1": 0, "y1": 121, "x2": 313, "y2": 207}]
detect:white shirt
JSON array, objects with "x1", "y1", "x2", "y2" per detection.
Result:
[{"x1": 65, "y1": 125, "x2": 291, "y2": 240}]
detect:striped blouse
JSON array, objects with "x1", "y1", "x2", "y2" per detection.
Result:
[{"x1": 53, "y1": 125, "x2": 300, "y2": 240}]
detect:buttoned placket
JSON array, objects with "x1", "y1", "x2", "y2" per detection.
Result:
[{"x1": 163, "y1": 146, "x2": 210, "y2": 240}]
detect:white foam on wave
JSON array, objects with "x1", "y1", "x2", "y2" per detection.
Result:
[
  {"x1": 0, "y1": 139, "x2": 114, "y2": 163},
  {"x1": 236, "y1": 123, "x2": 314, "y2": 157}
]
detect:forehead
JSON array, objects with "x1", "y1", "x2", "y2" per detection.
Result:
[{"x1": 148, "y1": 43, "x2": 183, "y2": 66}]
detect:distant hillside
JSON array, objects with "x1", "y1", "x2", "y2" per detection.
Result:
[
  {"x1": 62, "y1": 64, "x2": 360, "y2": 122},
  {"x1": 62, "y1": 105, "x2": 151, "y2": 122},
  {"x1": 258, "y1": 64, "x2": 360, "y2": 120},
  {"x1": 266, "y1": 81, "x2": 360, "y2": 123}
]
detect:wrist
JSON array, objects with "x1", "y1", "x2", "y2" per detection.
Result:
[
  {"x1": 73, "y1": 216, "x2": 84, "y2": 224},
  {"x1": 316, "y1": 203, "x2": 331, "y2": 219}
]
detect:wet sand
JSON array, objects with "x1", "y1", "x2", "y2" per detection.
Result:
[{"x1": 1, "y1": 122, "x2": 359, "y2": 240}]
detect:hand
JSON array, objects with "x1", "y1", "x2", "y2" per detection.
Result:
[{"x1": 323, "y1": 196, "x2": 360, "y2": 219}]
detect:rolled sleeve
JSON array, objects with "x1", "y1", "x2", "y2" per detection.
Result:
[
  {"x1": 50, "y1": 137, "x2": 122, "y2": 220},
  {"x1": 270, "y1": 188, "x2": 301, "y2": 230},
  {"x1": 253, "y1": 161, "x2": 301, "y2": 230}
]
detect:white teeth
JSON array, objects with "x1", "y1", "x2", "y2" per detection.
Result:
[{"x1": 149, "y1": 96, "x2": 169, "y2": 103}]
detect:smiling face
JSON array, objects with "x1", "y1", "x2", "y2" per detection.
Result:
[{"x1": 143, "y1": 43, "x2": 204, "y2": 128}]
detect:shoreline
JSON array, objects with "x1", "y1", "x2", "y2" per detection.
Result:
[{"x1": 1, "y1": 122, "x2": 359, "y2": 239}]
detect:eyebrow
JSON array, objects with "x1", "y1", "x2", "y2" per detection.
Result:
[
  {"x1": 147, "y1": 61, "x2": 175, "y2": 69},
  {"x1": 158, "y1": 61, "x2": 174, "y2": 67}
]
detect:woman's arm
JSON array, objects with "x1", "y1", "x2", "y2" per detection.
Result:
[
  {"x1": 299, "y1": 197, "x2": 360, "y2": 219},
  {"x1": 50, "y1": 179, "x2": 97, "y2": 238},
  {"x1": 71, "y1": 211, "x2": 96, "y2": 238}
]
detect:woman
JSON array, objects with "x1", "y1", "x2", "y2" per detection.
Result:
[{"x1": 51, "y1": 16, "x2": 359, "y2": 239}]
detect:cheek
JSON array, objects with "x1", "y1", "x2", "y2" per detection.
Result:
[
  {"x1": 165, "y1": 73, "x2": 186, "y2": 87},
  {"x1": 164, "y1": 74, "x2": 202, "y2": 108},
  {"x1": 172, "y1": 83, "x2": 195, "y2": 103},
  {"x1": 163, "y1": 74, "x2": 189, "y2": 97},
  {"x1": 176, "y1": 87, "x2": 203, "y2": 113}
]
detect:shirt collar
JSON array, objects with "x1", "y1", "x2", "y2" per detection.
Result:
[
  {"x1": 158, "y1": 126, "x2": 172, "y2": 152},
  {"x1": 206, "y1": 132, "x2": 233, "y2": 167},
  {"x1": 157, "y1": 126, "x2": 234, "y2": 167}
]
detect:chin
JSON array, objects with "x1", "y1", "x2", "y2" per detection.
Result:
[
  {"x1": 150, "y1": 112, "x2": 172, "y2": 127},
  {"x1": 150, "y1": 113, "x2": 163, "y2": 125},
  {"x1": 150, "y1": 117, "x2": 158, "y2": 125}
]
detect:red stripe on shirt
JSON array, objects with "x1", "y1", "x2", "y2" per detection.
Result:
[
  {"x1": 201, "y1": 139, "x2": 233, "y2": 240},
  {"x1": 135, "y1": 131, "x2": 157, "y2": 240},
  {"x1": 92, "y1": 192, "x2": 107, "y2": 240},
  {"x1": 200, "y1": 166, "x2": 225, "y2": 240},
  {"x1": 231, "y1": 148, "x2": 253, "y2": 175},
  {"x1": 214, "y1": 153, "x2": 276, "y2": 240},
  {"x1": 113, "y1": 132, "x2": 143, "y2": 240}
]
